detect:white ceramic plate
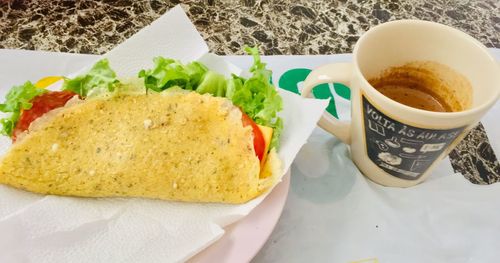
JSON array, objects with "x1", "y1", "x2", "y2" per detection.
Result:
[{"x1": 189, "y1": 171, "x2": 291, "y2": 262}]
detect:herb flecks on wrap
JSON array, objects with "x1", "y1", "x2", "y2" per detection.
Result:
[
  {"x1": 0, "y1": 92, "x2": 281, "y2": 204},
  {"x1": 0, "y1": 48, "x2": 284, "y2": 204}
]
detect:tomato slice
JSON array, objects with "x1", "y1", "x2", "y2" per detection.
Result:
[
  {"x1": 12, "y1": 91, "x2": 78, "y2": 141},
  {"x1": 241, "y1": 111, "x2": 266, "y2": 161}
]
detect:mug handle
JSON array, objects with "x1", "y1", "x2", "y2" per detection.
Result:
[{"x1": 301, "y1": 63, "x2": 354, "y2": 144}]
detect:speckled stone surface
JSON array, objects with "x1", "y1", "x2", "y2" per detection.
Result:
[
  {"x1": 450, "y1": 124, "x2": 500, "y2": 184},
  {"x1": 0, "y1": 0, "x2": 498, "y2": 55}
]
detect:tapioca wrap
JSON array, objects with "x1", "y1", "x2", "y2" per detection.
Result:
[{"x1": 0, "y1": 47, "x2": 283, "y2": 204}]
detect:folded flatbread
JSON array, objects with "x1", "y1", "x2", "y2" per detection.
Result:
[{"x1": 0, "y1": 91, "x2": 281, "y2": 204}]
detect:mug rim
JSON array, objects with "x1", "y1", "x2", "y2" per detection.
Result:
[{"x1": 352, "y1": 19, "x2": 500, "y2": 118}]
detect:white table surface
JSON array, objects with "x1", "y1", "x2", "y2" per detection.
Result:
[{"x1": 248, "y1": 49, "x2": 500, "y2": 263}]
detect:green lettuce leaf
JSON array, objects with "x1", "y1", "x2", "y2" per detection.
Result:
[
  {"x1": 0, "y1": 81, "x2": 47, "y2": 136},
  {"x1": 230, "y1": 46, "x2": 283, "y2": 148},
  {"x1": 269, "y1": 118, "x2": 283, "y2": 150},
  {"x1": 196, "y1": 71, "x2": 227, "y2": 97},
  {"x1": 63, "y1": 59, "x2": 119, "y2": 97},
  {"x1": 225, "y1": 74, "x2": 245, "y2": 100},
  {"x1": 138, "y1": 57, "x2": 208, "y2": 92}
]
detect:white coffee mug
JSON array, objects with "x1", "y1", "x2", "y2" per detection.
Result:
[{"x1": 302, "y1": 20, "x2": 500, "y2": 187}]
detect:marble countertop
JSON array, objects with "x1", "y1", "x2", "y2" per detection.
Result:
[{"x1": 0, "y1": 0, "x2": 498, "y2": 55}]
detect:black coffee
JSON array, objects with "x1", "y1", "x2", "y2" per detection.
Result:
[{"x1": 369, "y1": 61, "x2": 472, "y2": 112}]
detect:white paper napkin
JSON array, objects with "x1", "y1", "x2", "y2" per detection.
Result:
[{"x1": 0, "y1": 6, "x2": 328, "y2": 263}]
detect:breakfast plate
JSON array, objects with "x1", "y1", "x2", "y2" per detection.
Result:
[
  {"x1": 0, "y1": 44, "x2": 326, "y2": 262},
  {"x1": 190, "y1": 171, "x2": 291, "y2": 262}
]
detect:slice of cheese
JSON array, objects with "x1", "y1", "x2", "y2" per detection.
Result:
[{"x1": 35, "y1": 76, "x2": 63, "y2": 88}]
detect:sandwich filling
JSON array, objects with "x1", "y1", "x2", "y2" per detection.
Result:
[{"x1": 0, "y1": 47, "x2": 283, "y2": 204}]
